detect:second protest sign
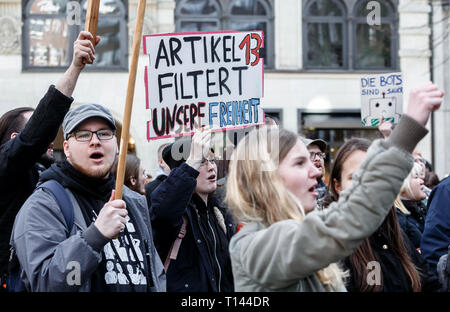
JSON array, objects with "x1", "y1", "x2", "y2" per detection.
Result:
[{"x1": 143, "y1": 30, "x2": 265, "y2": 140}]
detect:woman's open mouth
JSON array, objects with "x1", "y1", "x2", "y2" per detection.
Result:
[{"x1": 208, "y1": 174, "x2": 216, "y2": 182}]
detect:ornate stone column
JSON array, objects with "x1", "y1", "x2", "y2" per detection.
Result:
[
  {"x1": 398, "y1": 0, "x2": 433, "y2": 164},
  {"x1": 274, "y1": 0, "x2": 302, "y2": 70},
  {"x1": 156, "y1": 0, "x2": 174, "y2": 34}
]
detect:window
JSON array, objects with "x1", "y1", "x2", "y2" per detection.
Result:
[
  {"x1": 176, "y1": 0, "x2": 222, "y2": 32},
  {"x1": 175, "y1": 0, "x2": 274, "y2": 68},
  {"x1": 303, "y1": 0, "x2": 398, "y2": 70},
  {"x1": 22, "y1": 0, "x2": 128, "y2": 71},
  {"x1": 303, "y1": 0, "x2": 346, "y2": 69},
  {"x1": 263, "y1": 108, "x2": 282, "y2": 126},
  {"x1": 353, "y1": 0, "x2": 397, "y2": 69},
  {"x1": 24, "y1": 0, "x2": 70, "y2": 68}
]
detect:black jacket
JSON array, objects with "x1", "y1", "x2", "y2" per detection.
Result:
[
  {"x1": 397, "y1": 199, "x2": 426, "y2": 250},
  {"x1": 150, "y1": 163, "x2": 236, "y2": 292},
  {"x1": 344, "y1": 229, "x2": 440, "y2": 292},
  {"x1": 0, "y1": 85, "x2": 72, "y2": 275},
  {"x1": 145, "y1": 174, "x2": 167, "y2": 213}
]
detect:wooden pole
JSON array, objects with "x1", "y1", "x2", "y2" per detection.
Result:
[
  {"x1": 84, "y1": 0, "x2": 100, "y2": 48},
  {"x1": 114, "y1": 0, "x2": 147, "y2": 200}
]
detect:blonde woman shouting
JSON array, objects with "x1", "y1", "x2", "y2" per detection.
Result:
[{"x1": 226, "y1": 83, "x2": 444, "y2": 291}]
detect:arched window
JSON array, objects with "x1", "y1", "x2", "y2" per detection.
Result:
[
  {"x1": 81, "y1": 0, "x2": 128, "y2": 69},
  {"x1": 22, "y1": 0, "x2": 128, "y2": 71},
  {"x1": 175, "y1": 0, "x2": 222, "y2": 32},
  {"x1": 353, "y1": 0, "x2": 398, "y2": 69},
  {"x1": 228, "y1": 0, "x2": 273, "y2": 68},
  {"x1": 303, "y1": 0, "x2": 398, "y2": 70},
  {"x1": 175, "y1": 0, "x2": 274, "y2": 68},
  {"x1": 24, "y1": 0, "x2": 71, "y2": 68},
  {"x1": 303, "y1": 0, "x2": 347, "y2": 69}
]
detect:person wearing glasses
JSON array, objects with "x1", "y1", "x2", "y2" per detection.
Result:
[
  {"x1": 9, "y1": 104, "x2": 166, "y2": 292},
  {"x1": 150, "y1": 128, "x2": 236, "y2": 292},
  {"x1": 304, "y1": 138, "x2": 328, "y2": 200}
]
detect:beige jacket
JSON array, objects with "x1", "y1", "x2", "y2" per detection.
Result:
[{"x1": 229, "y1": 115, "x2": 428, "y2": 292}]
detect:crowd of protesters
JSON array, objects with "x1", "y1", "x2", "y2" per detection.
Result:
[{"x1": 0, "y1": 32, "x2": 449, "y2": 293}]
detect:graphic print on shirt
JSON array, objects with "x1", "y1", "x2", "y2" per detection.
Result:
[{"x1": 103, "y1": 215, "x2": 147, "y2": 286}]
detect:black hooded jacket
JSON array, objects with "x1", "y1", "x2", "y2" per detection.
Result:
[
  {"x1": 33, "y1": 161, "x2": 165, "y2": 292},
  {"x1": 151, "y1": 163, "x2": 236, "y2": 292}
]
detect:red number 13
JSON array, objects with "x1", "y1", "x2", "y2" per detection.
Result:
[{"x1": 239, "y1": 33, "x2": 262, "y2": 66}]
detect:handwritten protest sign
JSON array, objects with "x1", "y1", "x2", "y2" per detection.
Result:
[
  {"x1": 143, "y1": 30, "x2": 265, "y2": 140},
  {"x1": 360, "y1": 72, "x2": 403, "y2": 127}
]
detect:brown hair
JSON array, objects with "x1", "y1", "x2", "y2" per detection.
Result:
[
  {"x1": 112, "y1": 154, "x2": 142, "y2": 194},
  {"x1": 424, "y1": 171, "x2": 440, "y2": 189},
  {"x1": 124, "y1": 154, "x2": 141, "y2": 190},
  {"x1": 327, "y1": 138, "x2": 421, "y2": 292},
  {"x1": 0, "y1": 107, "x2": 34, "y2": 145}
]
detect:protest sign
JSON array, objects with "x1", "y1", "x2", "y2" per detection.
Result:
[
  {"x1": 360, "y1": 72, "x2": 403, "y2": 127},
  {"x1": 143, "y1": 30, "x2": 265, "y2": 140}
]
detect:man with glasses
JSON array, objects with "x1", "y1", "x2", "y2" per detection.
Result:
[
  {"x1": 150, "y1": 128, "x2": 236, "y2": 292},
  {"x1": 304, "y1": 138, "x2": 328, "y2": 200},
  {"x1": 10, "y1": 104, "x2": 165, "y2": 292}
]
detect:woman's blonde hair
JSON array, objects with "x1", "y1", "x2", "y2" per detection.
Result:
[
  {"x1": 225, "y1": 126, "x2": 347, "y2": 288},
  {"x1": 395, "y1": 162, "x2": 424, "y2": 215}
]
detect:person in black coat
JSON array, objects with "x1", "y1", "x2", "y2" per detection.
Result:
[
  {"x1": 395, "y1": 162, "x2": 428, "y2": 251},
  {"x1": 150, "y1": 128, "x2": 236, "y2": 292},
  {"x1": 0, "y1": 31, "x2": 99, "y2": 286}
]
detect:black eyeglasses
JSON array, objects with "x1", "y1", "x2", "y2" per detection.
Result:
[
  {"x1": 67, "y1": 129, "x2": 115, "y2": 142},
  {"x1": 199, "y1": 157, "x2": 217, "y2": 167},
  {"x1": 310, "y1": 152, "x2": 326, "y2": 160}
]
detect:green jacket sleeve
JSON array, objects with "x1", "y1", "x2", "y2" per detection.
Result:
[{"x1": 229, "y1": 115, "x2": 428, "y2": 290}]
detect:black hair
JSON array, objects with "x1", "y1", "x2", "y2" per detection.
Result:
[{"x1": 0, "y1": 107, "x2": 34, "y2": 146}]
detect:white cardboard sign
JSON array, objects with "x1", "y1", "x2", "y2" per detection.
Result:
[
  {"x1": 143, "y1": 30, "x2": 265, "y2": 140},
  {"x1": 360, "y1": 72, "x2": 403, "y2": 127}
]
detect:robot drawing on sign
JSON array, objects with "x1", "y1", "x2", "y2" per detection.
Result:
[{"x1": 362, "y1": 92, "x2": 401, "y2": 127}]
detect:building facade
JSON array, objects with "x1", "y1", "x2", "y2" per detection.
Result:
[
  {"x1": 431, "y1": 1, "x2": 450, "y2": 179},
  {"x1": 0, "y1": 0, "x2": 446, "y2": 179}
]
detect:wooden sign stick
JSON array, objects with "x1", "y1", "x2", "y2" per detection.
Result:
[
  {"x1": 114, "y1": 0, "x2": 147, "y2": 200},
  {"x1": 84, "y1": 0, "x2": 100, "y2": 48}
]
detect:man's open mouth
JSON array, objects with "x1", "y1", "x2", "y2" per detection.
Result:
[{"x1": 90, "y1": 152, "x2": 104, "y2": 160}]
